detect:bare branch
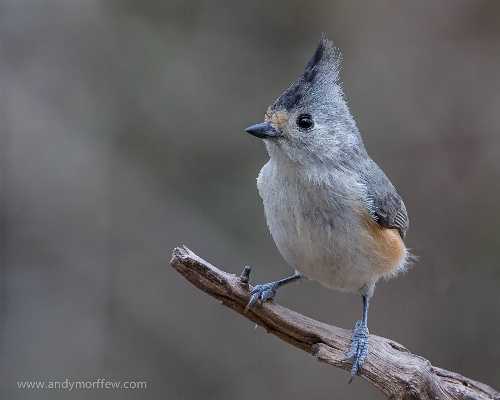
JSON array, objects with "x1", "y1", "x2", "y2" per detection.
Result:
[{"x1": 170, "y1": 246, "x2": 499, "y2": 400}]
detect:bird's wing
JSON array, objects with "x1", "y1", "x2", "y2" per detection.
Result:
[
  {"x1": 360, "y1": 163, "x2": 409, "y2": 240},
  {"x1": 367, "y1": 189, "x2": 409, "y2": 239}
]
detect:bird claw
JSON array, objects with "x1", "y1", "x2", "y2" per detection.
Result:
[
  {"x1": 245, "y1": 282, "x2": 279, "y2": 312},
  {"x1": 343, "y1": 320, "x2": 369, "y2": 383}
]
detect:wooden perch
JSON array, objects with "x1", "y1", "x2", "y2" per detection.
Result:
[{"x1": 171, "y1": 246, "x2": 499, "y2": 400}]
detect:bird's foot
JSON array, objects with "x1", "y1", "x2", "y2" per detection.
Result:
[
  {"x1": 343, "y1": 320, "x2": 369, "y2": 383},
  {"x1": 245, "y1": 282, "x2": 279, "y2": 312}
]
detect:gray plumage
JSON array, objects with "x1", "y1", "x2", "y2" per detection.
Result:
[
  {"x1": 245, "y1": 34, "x2": 412, "y2": 381},
  {"x1": 273, "y1": 35, "x2": 408, "y2": 239}
]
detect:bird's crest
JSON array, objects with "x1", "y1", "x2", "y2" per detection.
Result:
[{"x1": 272, "y1": 34, "x2": 343, "y2": 111}]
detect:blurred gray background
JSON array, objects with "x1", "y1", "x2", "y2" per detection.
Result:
[{"x1": 1, "y1": 1, "x2": 500, "y2": 399}]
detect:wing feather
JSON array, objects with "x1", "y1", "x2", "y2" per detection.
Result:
[{"x1": 361, "y1": 165, "x2": 409, "y2": 239}]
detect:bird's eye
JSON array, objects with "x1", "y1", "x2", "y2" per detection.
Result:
[{"x1": 296, "y1": 114, "x2": 314, "y2": 130}]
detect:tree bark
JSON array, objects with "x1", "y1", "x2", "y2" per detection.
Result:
[{"x1": 170, "y1": 246, "x2": 499, "y2": 400}]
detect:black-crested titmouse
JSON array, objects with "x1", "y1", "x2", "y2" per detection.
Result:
[{"x1": 244, "y1": 35, "x2": 412, "y2": 382}]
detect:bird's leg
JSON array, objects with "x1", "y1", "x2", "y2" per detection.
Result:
[
  {"x1": 245, "y1": 271, "x2": 302, "y2": 312},
  {"x1": 344, "y1": 294, "x2": 371, "y2": 383}
]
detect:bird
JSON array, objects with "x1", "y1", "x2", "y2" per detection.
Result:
[{"x1": 244, "y1": 34, "x2": 412, "y2": 382}]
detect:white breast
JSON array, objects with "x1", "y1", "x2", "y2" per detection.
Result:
[{"x1": 257, "y1": 159, "x2": 393, "y2": 294}]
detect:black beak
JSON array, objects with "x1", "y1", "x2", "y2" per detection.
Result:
[{"x1": 245, "y1": 122, "x2": 280, "y2": 139}]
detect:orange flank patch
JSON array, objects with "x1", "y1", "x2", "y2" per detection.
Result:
[{"x1": 359, "y1": 210, "x2": 406, "y2": 276}]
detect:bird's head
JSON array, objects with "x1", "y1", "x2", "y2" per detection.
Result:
[{"x1": 246, "y1": 35, "x2": 366, "y2": 168}]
